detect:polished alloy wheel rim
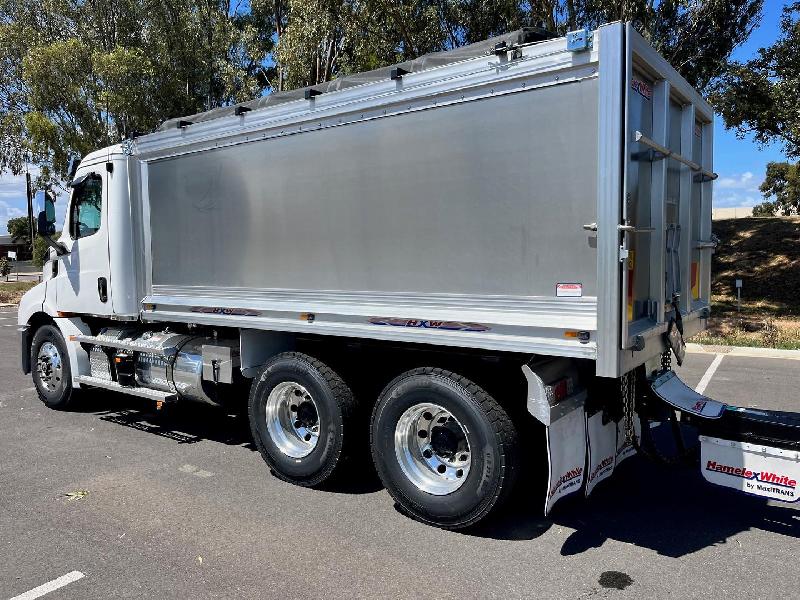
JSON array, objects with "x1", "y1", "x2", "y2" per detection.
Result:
[
  {"x1": 36, "y1": 341, "x2": 63, "y2": 393},
  {"x1": 265, "y1": 381, "x2": 320, "y2": 458},
  {"x1": 394, "y1": 403, "x2": 471, "y2": 495}
]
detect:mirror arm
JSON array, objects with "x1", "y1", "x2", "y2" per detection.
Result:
[{"x1": 40, "y1": 234, "x2": 69, "y2": 256}]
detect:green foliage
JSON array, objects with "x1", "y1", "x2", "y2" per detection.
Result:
[
  {"x1": 1, "y1": 0, "x2": 278, "y2": 181},
  {"x1": 6, "y1": 216, "x2": 30, "y2": 245},
  {"x1": 759, "y1": 161, "x2": 800, "y2": 215},
  {"x1": 275, "y1": 0, "x2": 763, "y2": 91},
  {"x1": 1, "y1": 0, "x2": 762, "y2": 181},
  {"x1": 752, "y1": 201, "x2": 777, "y2": 217},
  {"x1": 711, "y1": 3, "x2": 800, "y2": 158},
  {"x1": 0, "y1": 257, "x2": 10, "y2": 279},
  {"x1": 32, "y1": 235, "x2": 49, "y2": 268}
]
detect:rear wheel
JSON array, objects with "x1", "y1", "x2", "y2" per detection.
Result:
[
  {"x1": 371, "y1": 367, "x2": 519, "y2": 529},
  {"x1": 31, "y1": 324, "x2": 75, "y2": 410},
  {"x1": 249, "y1": 352, "x2": 357, "y2": 487}
]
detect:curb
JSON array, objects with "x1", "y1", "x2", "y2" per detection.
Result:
[
  {"x1": 686, "y1": 342, "x2": 800, "y2": 361},
  {"x1": 0, "y1": 303, "x2": 17, "y2": 308}
]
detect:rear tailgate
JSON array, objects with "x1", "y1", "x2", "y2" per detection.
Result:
[{"x1": 620, "y1": 25, "x2": 715, "y2": 353}]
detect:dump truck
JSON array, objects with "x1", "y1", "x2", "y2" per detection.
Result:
[{"x1": 19, "y1": 22, "x2": 800, "y2": 529}]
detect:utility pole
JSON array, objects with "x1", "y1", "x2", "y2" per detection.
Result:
[{"x1": 25, "y1": 170, "x2": 34, "y2": 259}]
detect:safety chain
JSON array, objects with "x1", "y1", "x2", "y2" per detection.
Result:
[{"x1": 621, "y1": 351, "x2": 698, "y2": 466}]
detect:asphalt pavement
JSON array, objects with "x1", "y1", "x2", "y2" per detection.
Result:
[{"x1": 1, "y1": 306, "x2": 798, "y2": 599}]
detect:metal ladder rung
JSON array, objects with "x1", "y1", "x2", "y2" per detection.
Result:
[{"x1": 633, "y1": 131, "x2": 717, "y2": 182}]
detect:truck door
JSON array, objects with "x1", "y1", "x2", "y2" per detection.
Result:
[
  {"x1": 55, "y1": 168, "x2": 113, "y2": 316},
  {"x1": 620, "y1": 26, "x2": 715, "y2": 352}
]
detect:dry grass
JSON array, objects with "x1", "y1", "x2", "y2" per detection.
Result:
[
  {"x1": 0, "y1": 281, "x2": 36, "y2": 304},
  {"x1": 689, "y1": 216, "x2": 800, "y2": 348},
  {"x1": 709, "y1": 217, "x2": 800, "y2": 316},
  {"x1": 692, "y1": 316, "x2": 800, "y2": 350}
]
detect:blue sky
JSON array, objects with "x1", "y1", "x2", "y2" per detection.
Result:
[
  {"x1": 712, "y1": 1, "x2": 788, "y2": 209},
  {"x1": 0, "y1": 6, "x2": 790, "y2": 234}
]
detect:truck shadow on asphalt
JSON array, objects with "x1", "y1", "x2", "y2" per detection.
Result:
[
  {"x1": 73, "y1": 389, "x2": 384, "y2": 494},
  {"x1": 73, "y1": 390, "x2": 800, "y2": 553},
  {"x1": 468, "y1": 459, "x2": 800, "y2": 556}
]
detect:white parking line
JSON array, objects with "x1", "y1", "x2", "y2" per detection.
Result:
[
  {"x1": 9, "y1": 571, "x2": 85, "y2": 600},
  {"x1": 695, "y1": 354, "x2": 724, "y2": 395}
]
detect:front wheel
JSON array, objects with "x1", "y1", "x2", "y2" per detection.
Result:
[
  {"x1": 371, "y1": 368, "x2": 520, "y2": 530},
  {"x1": 31, "y1": 324, "x2": 76, "y2": 410}
]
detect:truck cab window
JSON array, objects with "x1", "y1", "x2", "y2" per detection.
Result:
[{"x1": 69, "y1": 175, "x2": 103, "y2": 239}]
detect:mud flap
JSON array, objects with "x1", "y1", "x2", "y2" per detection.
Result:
[
  {"x1": 545, "y1": 404, "x2": 586, "y2": 514},
  {"x1": 586, "y1": 411, "x2": 617, "y2": 496},
  {"x1": 700, "y1": 436, "x2": 800, "y2": 504}
]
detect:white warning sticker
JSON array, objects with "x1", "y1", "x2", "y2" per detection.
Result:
[
  {"x1": 586, "y1": 411, "x2": 617, "y2": 496},
  {"x1": 545, "y1": 405, "x2": 586, "y2": 514},
  {"x1": 556, "y1": 283, "x2": 583, "y2": 298}
]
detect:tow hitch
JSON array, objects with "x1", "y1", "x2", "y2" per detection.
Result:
[{"x1": 647, "y1": 369, "x2": 800, "y2": 503}]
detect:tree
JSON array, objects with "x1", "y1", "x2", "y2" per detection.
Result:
[
  {"x1": 6, "y1": 215, "x2": 30, "y2": 246},
  {"x1": 2, "y1": 0, "x2": 762, "y2": 183},
  {"x1": 1, "y1": 0, "x2": 278, "y2": 182},
  {"x1": 275, "y1": 1, "x2": 763, "y2": 92},
  {"x1": 752, "y1": 201, "x2": 777, "y2": 217},
  {"x1": 759, "y1": 162, "x2": 800, "y2": 215},
  {"x1": 32, "y1": 235, "x2": 49, "y2": 268},
  {"x1": 711, "y1": 4, "x2": 800, "y2": 216}
]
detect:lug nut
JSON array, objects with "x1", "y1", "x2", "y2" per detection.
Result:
[
  {"x1": 456, "y1": 469, "x2": 463, "y2": 478},
  {"x1": 290, "y1": 404, "x2": 298, "y2": 412},
  {"x1": 418, "y1": 430, "x2": 428, "y2": 438},
  {"x1": 304, "y1": 434, "x2": 312, "y2": 442},
  {"x1": 423, "y1": 411, "x2": 433, "y2": 420},
  {"x1": 294, "y1": 389, "x2": 302, "y2": 396},
  {"x1": 459, "y1": 454, "x2": 468, "y2": 461},
  {"x1": 423, "y1": 449, "x2": 433, "y2": 459},
  {"x1": 294, "y1": 420, "x2": 301, "y2": 428},
  {"x1": 437, "y1": 464, "x2": 447, "y2": 474}
]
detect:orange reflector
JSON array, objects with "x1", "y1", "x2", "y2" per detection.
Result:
[
  {"x1": 67, "y1": 335, "x2": 77, "y2": 342},
  {"x1": 300, "y1": 312, "x2": 316, "y2": 323},
  {"x1": 564, "y1": 331, "x2": 579, "y2": 338}
]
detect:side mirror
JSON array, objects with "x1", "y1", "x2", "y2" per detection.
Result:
[
  {"x1": 34, "y1": 189, "x2": 68, "y2": 256},
  {"x1": 34, "y1": 190, "x2": 57, "y2": 236}
]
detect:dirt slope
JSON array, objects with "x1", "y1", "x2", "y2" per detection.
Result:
[{"x1": 711, "y1": 217, "x2": 800, "y2": 316}]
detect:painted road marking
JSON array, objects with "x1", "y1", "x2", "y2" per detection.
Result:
[
  {"x1": 9, "y1": 571, "x2": 85, "y2": 600},
  {"x1": 695, "y1": 354, "x2": 724, "y2": 395}
]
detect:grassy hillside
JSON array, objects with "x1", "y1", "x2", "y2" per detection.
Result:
[
  {"x1": 711, "y1": 217, "x2": 800, "y2": 316},
  {"x1": 692, "y1": 216, "x2": 800, "y2": 349}
]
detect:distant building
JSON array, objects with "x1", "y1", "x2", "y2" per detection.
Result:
[
  {"x1": 0, "y1": 235, "x2": 30, "y2": 260},
  {"x1": 712, "y1": 207, "x2": 754, "y2": 220}
]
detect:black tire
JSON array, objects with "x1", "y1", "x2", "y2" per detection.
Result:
[
  {"x1": 371, "y1": 367, "x2": 520, "y2": 530},
  {"x1": 30, "y1": 324, "x2": 76, "y2": 410},
  {"x1": 248, "y1": 352, "x2": 357, "y2": 487}
]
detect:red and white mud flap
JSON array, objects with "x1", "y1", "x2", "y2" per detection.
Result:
[
  {"x1": 700, "y1": 437, "x2": 800, "y2": 504},
  {"x1": 585, "y1": 410, "x2": 617, "y2": 496},
  {"x1": 545, "y1": 401, "x2": 586, "y2": 514}
]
